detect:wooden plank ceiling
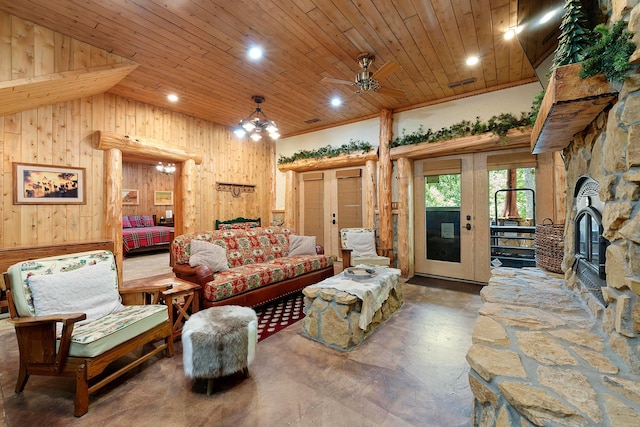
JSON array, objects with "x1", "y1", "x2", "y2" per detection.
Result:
[{"x1": 0, "y1": 0, "x2": 541, "y2": 137}]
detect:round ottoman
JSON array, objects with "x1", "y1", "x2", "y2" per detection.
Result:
[{"x1": 182, "y1": 305, "x2": 258, "y2": 395}]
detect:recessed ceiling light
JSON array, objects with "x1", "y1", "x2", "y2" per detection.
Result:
[
  {"x1": 330, "y1": 97, "x2": 342, "y2": 107},
  {"x1": 248, "y1": 46, "x2": 263, "y2": 60},
  {"x1": 466, "y1": 56, "x2": 479, "y2": 66},
  {"x1": 504, "y1": 26, "x2": 523, "y2": 40},
  {"x1": 167, "y1": 94, "x2": 179, "y2": 102}
]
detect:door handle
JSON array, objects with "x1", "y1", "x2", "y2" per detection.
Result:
[{"x1": 465, "y1": 223, "x2": 471, "y2": 230}]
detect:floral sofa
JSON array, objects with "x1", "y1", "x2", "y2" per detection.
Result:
[{"x1": 171, "y1": 226, "x2": 335, "y2": 308}]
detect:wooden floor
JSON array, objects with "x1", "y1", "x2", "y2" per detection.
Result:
[{"x1": 0, "y1": 271, "x2": 483, "y2": 427}]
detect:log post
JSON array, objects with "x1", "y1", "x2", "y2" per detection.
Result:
[
  {"x1": 177, "y1": 159, "x2": 197, "y2": 235},
  {"x1": 284, "y1": 170, "x2": 299, "y2": 231},
  {"x1": 397, "y1": 157, "x2": 414, "y2": 277},
  {"x1": 104, "y1": 148, "x2": 123, "y2": 285},
  {"x1": 365, "y1": 159, "x2": 377, "y2": 228},
  {"x1": 378, "y1": 109, "x2": 393, "y2": 259}
]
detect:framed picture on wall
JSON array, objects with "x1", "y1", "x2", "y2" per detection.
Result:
[
  {"x1": 13, "y1": 162, "x2": 86, "y2": 205},
  {"x1": 154, "y1": 191, "x2": 173, "y2": 205},
  {"x1": 122, "y1": 189, "x2": 139, "y2": 205}
]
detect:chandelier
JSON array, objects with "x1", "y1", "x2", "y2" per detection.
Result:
[
  {"x1": 233, "y1": 95, "x2": 280, "y2": 141},
  {"x1": 156, "y1": 162, "x2": 175, "y2": 174}
]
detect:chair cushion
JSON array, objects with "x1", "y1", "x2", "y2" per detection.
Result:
[
  {"x1": 352, "y1": 255, "x2": 390, "y2": 267},
  {"x1": 189, "y1": 239, "x2": 229, "y2": 273},
  {"x1": 288, "y1": 235, "x2": 316, "y2": 256},
  {"x1": 68, "y1": 305, "x2": 168, "y2": 357},
  {"x1": 28, "y1": 261, "x2": 123, "y2": 323},
  {"x1": 345, "y1": 231, "x2": 378, "y2": 257}
]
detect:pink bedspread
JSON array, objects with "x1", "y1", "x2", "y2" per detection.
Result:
[{"x1": 122, "y1": 226, "x2": 173, "y2": 254}]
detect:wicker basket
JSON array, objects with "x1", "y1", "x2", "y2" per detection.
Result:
[{"x1": 535, "y1": 218, "x2": 565, "y2": 273}]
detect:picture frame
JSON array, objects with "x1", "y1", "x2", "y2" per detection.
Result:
[
  {"x1": 13, "y1": 162, "x2": 86, "y2": 205},
  {"x1": 154, "y1": 190, "x2": 174, "y2": 205},
  {"x1": 122, "y1": 189, "x2": 139, "y2": 205}
]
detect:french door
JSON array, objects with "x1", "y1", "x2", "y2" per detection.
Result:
[
  {"x1": 299, "y1": 167, "x2": 365, "y2": 258},
  {"x1": 414, "y1": 155, "x2": 487, "y2": 282}
]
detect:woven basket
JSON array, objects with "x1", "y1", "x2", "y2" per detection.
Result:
[{"x1": 535, "y1": 218, "x2": 565, "y2": 273}]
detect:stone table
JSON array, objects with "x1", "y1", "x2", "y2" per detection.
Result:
[{"x1": 301, "y1": 266, "x2": 403, "y2": 350}]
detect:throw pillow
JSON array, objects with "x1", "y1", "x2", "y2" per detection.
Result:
[
  {"x1": 142, "y1": 215, "x2": 155, "y2": 227},
  {"x1": 28, "y1": 261, "x2": 123, "y2": 323},
  {"x1": 288, "y1": 235, "x2": 317, "y2": 256},
  {"x1": 345, "y1": 231, "x2": 378, "y2": 257},
  {"x1": 129, "y1": 215, "x2": 145, "y2": 227},
  {"x1": 189, "y1": 239, "x2": 230, "y2": 272},
  {"x1": 122, "y1": 216, "x2": 133, "y2": 228}
]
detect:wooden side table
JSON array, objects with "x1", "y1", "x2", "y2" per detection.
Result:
[{"x1": 160, "y1": 279, "x2": 201, "y2": 342}]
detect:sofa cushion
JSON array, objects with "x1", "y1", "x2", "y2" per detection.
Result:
[
  {"x1": 189, "y1": 240, "x2": 229, "y2": 273},
  {"x1": 288, "y1": 235, "x2": 317, "y2": 256},
  {"x1": 201, "y1": 263, "x2": 287, "y2": 303},
  {"x1": 28, "y1": 261, "x2": 123, "y2": 323},
  {"x1": 268, "y1": 255, "x2": 335, "y2": 279}
]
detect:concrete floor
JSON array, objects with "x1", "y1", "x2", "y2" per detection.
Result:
[{"x1": 0, "y1": 276, "x2": 482, "y2": 427}]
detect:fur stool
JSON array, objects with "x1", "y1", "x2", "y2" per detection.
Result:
[{"x1": 182, "y1": 305, "x2": 258, "y2": 395}]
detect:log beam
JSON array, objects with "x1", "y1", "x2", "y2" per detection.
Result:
[
  {"x1": 97, "y1": 131, "x2": 203, "y2": 165},
  {"x1": 277, "y1": 149, "x2": 378, "y2": 172}
]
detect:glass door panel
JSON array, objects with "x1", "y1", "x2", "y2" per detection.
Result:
[{"x1": 425, "y1": 173, "x2": 461, "y2": 262}]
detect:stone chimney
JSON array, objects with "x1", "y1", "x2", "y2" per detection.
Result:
[{"x1": 562, "y1": 2, "x2": 640, "y2": 374}]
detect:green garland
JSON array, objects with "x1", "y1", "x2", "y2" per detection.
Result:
[
  {"x1": 390, "y1": 112, "x2": 533, "y2": 148},
  {"x1": 580, "y1": 21, "x2": 636, "y2": 83},
  {"x1": 278, "y1": 139, "x2": 372, "y2": 165}
]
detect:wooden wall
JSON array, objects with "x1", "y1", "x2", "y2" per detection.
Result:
[{"x1": 0, "y1": 12, "x2": 273, "y2": 248}]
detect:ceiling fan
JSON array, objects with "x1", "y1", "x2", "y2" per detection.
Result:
[{"x1": 322, "y1": 53, "x2": 404, "y2": 98}]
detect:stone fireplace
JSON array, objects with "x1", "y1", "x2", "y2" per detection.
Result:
[{"x1": 465, "y1": 1, "x2": 640, "y2": 425}]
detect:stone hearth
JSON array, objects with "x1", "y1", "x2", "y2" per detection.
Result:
[{"x1": 467, "y1": 267, "x2": 640, "y2": 426}]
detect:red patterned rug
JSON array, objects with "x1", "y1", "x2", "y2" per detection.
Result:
[{"x1": 255, "y1": 292, "x2": 305, "y2": 342}]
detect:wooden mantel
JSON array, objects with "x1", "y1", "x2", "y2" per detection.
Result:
[
  {"x1": 0, "y1": 62, "x2": 138, "y2": 116},
  {"x1": 530, "y1": 63, "x2": 618, "y2": 154}
]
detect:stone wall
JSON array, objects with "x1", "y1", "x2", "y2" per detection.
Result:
[{"x1": 562, "y1": 1, "x2": 640, "y2": 374}]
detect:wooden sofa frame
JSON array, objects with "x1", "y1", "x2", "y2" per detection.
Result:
[{"x1": 2, "y1": 240, "x2": 174, "y2": 417}]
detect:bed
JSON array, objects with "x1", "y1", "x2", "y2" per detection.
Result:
[{"x1": 122, "y1": 214, "x2": 174, "y2": 256}]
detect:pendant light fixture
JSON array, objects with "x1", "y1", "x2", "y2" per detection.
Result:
[{"x1": 233, "y1": 95, "x2": 280, "y2": 141}]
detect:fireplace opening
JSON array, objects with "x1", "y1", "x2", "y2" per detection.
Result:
[{"x1": 572, "y1": 176, "x2": 609, "y2": 306}]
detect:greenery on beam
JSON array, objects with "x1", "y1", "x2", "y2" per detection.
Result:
[
  {"x1": 277, "y1": 139, "x2": 373, "y2": 165},
  {"x1": 390, "y1": 112, "x2": 533, "y2": 148}
]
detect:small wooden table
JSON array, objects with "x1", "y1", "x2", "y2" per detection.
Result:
[{"x1": 160, "y1": 279, "x2": 201, "y2": 342}]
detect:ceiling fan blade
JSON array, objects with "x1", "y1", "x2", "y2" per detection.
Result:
[
  {"x1": 375, "y1": 86, "x2": 405, "y2": 98},
  {"x1": 321, "y1": 76, "x2": 355, "y2": 86},
  {"x1": 371, "y1": 61, "x2": 400, "y2": 80}
]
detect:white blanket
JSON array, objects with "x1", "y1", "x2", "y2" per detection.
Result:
[{"x1": 307, "y1": 265, "x2": 401, "y2": 329}]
